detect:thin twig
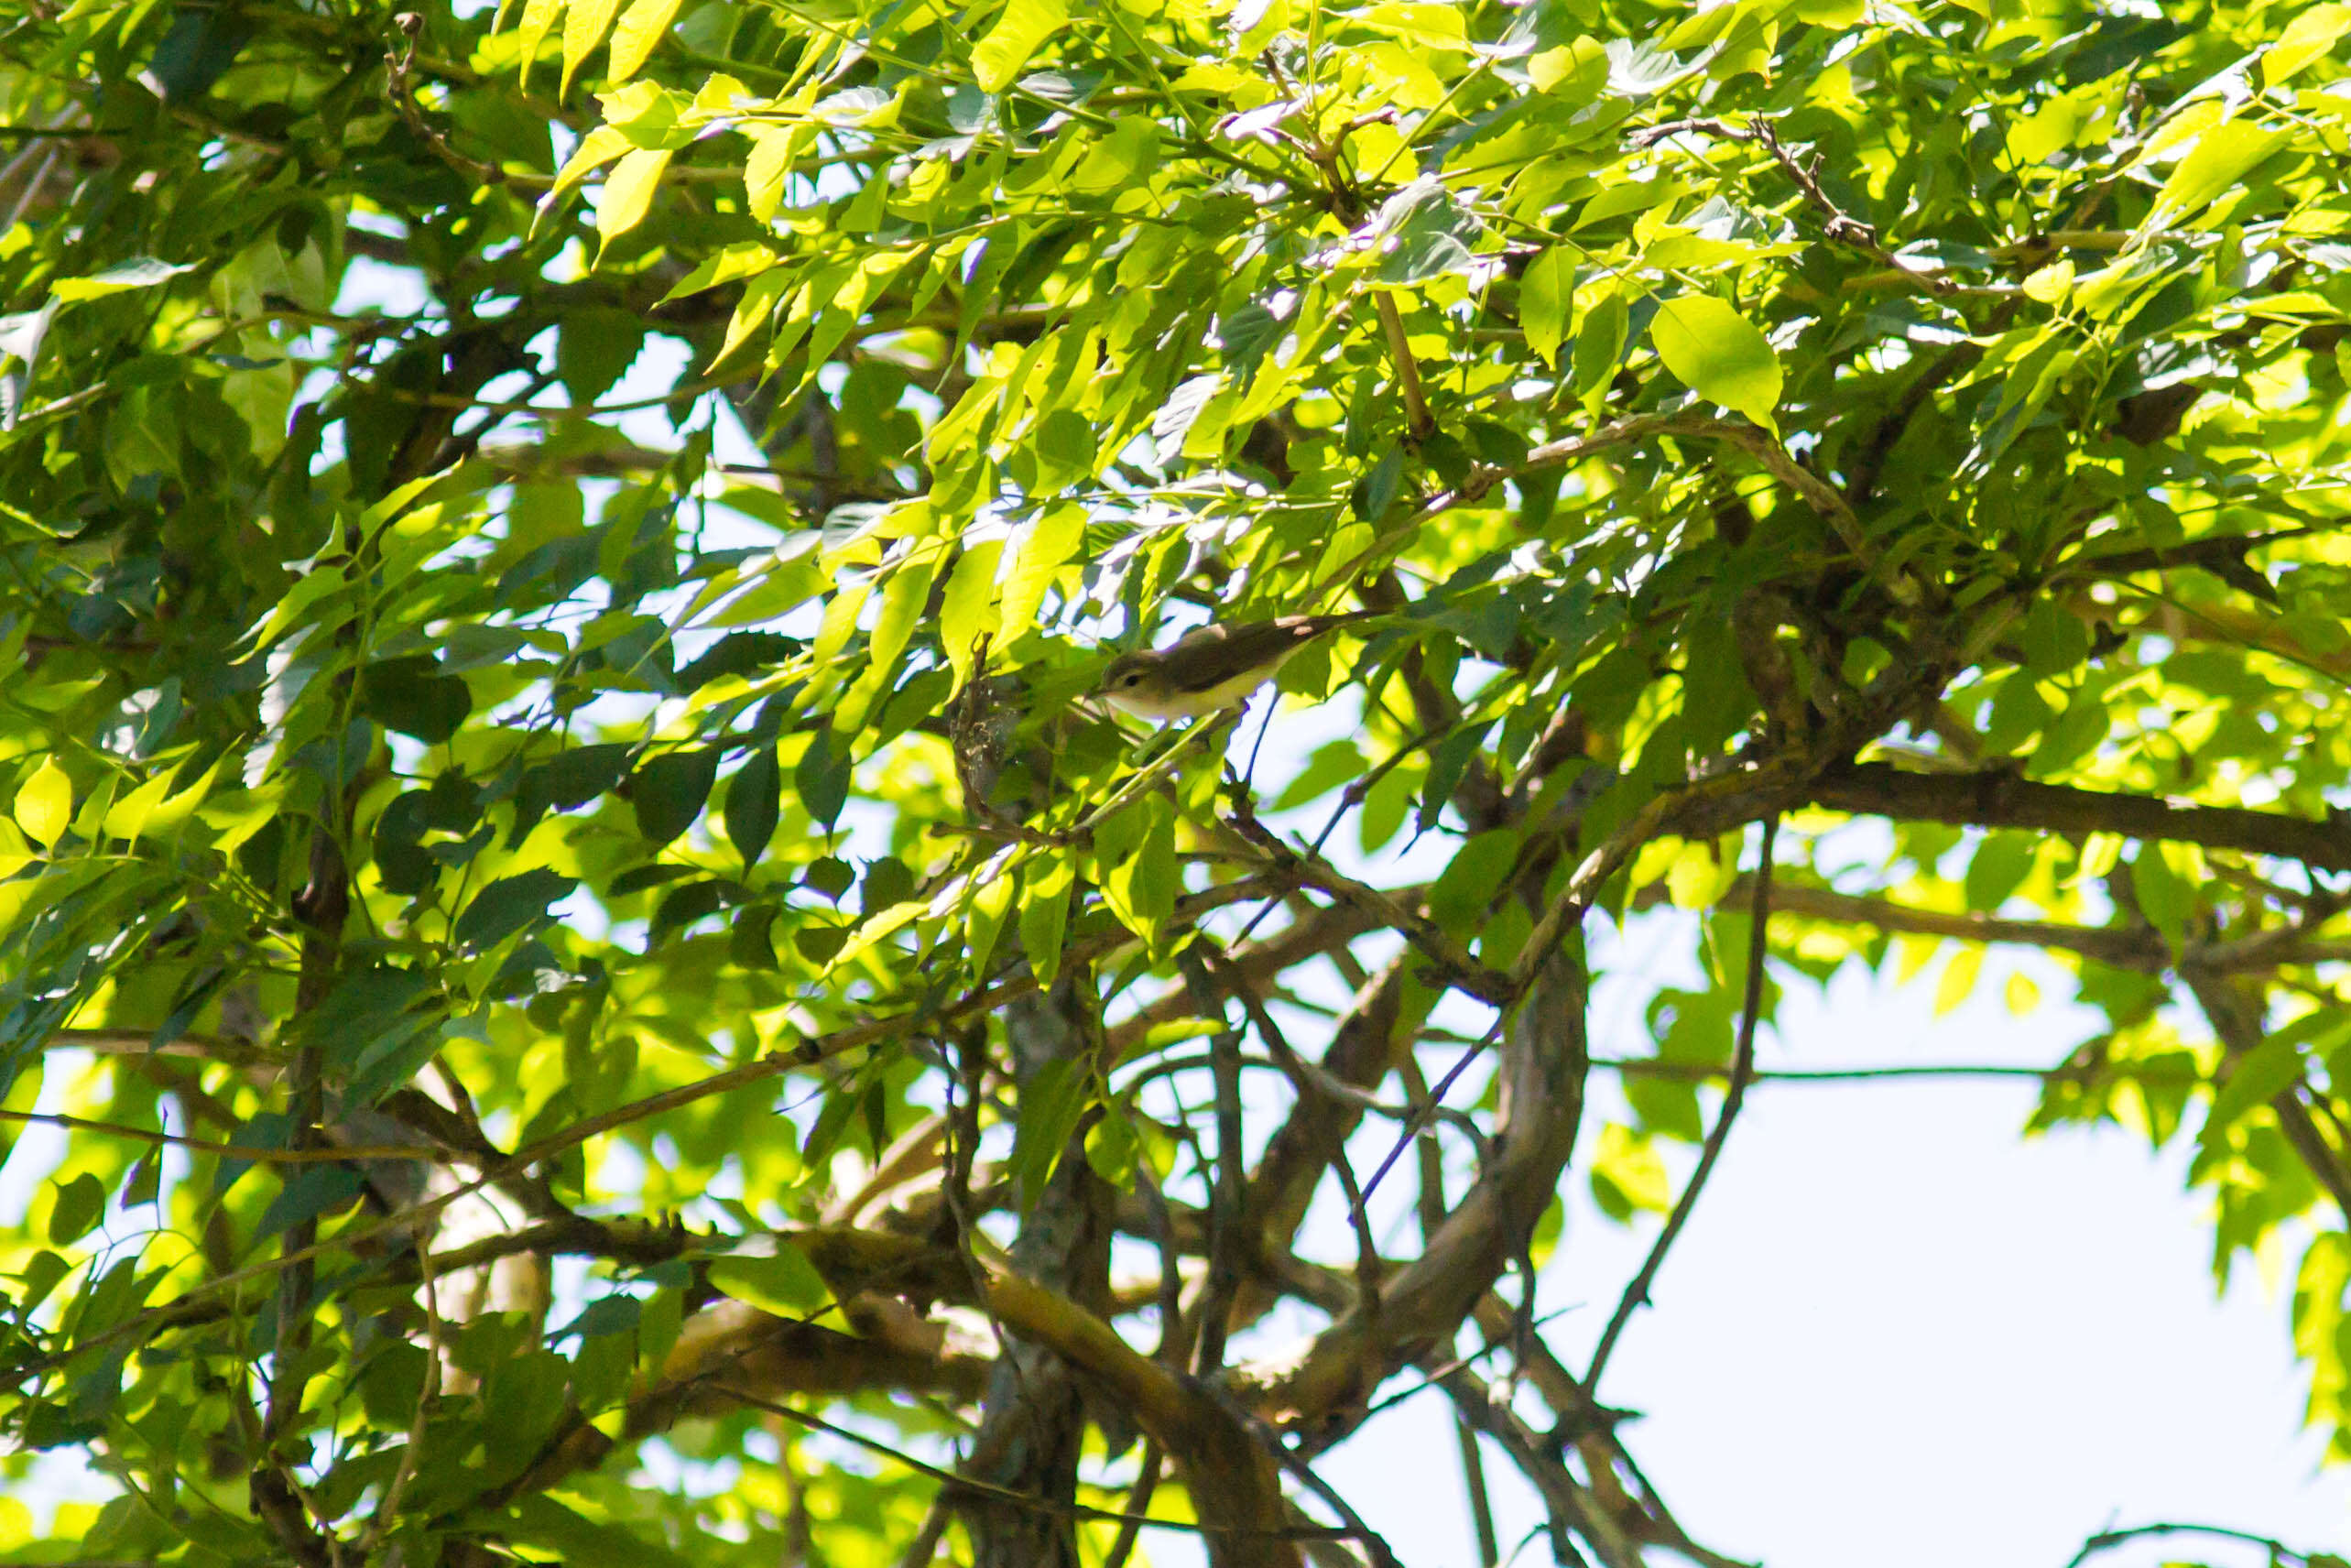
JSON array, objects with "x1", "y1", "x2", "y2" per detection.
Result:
[
  {"x1": 713, "y1": 1384, "x2": 1346, "y2": 1542},
  {"x1": 1457, "y1": 1415, "x2": 1502, "y2": 1568},
  {"x1": 1099, "y1": 1441, "x2": 1166, "y2": 1568},
  {"x1": 0, "y1": 1105, "x2": 443, "y2": 1163},
  {"x1": 1585, "y1": 816, "x2": 1780, "y2": 1393},
  {"x1": 357, "y1": 1237, "x2": 442, "y2": 1558},
  {"x1": 1179, "y1": 948, "x2": 1250, "y2": 1375},
  {"x1": 1358, "y1": 1013, "x2": 1507, "y2": 1204},
  {"x1": 2064, "y1": 1521, "x2": 2315, "y2": 1568},
  {"x1": 1375, "y1": 290, "x2": 1433, "y2": 441}
]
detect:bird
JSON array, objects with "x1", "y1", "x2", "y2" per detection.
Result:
[{"x1": 1096, "y1": 613, "x2": 1375, "y2": 724}]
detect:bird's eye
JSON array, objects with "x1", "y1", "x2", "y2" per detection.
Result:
[{"x1": 1119, "y1": 672, "x2": 1142, "y2": 687}]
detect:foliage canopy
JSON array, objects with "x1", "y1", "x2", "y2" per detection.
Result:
[{"x1": 4, "y1": 0, "x2": 2351, "y2": 1563}]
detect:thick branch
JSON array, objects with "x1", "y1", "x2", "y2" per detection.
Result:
[
  {"x1": 1811, "y1": 762, "x2": 2351, "y2": 874},
  {"x1": 1257, "y1": 942, "x2": 1587, "y2": 1443}
]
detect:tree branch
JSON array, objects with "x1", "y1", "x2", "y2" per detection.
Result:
[
  {"x1": 1811, "y1": 762, "x2": 2351, "y2": 874},
  {"x1": 2065, "y1": 1521, "x2": 2319, "y2": 1568}
]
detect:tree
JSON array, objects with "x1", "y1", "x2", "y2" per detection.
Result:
[{"x1": 2, "y1": 0, "x2": 2350, "y2": 1562}]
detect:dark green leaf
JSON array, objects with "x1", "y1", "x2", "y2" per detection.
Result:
[
  {"x1": 454, "y1": 870, "x2": 579, "y2": 951},
  {"x1": 724, "y1": 745, "x2": 781, "y2": 868}
]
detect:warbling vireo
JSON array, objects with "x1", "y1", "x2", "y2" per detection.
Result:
[{"x1": 1097, "y1": 613, "x2": 1372, "y2": 724}]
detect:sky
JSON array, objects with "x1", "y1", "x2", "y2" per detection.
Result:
[{"x1": 1302, "y1": 945, "x2": 2351, "y2": 1568}]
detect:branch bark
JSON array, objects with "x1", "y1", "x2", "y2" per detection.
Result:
[
  {"x1": 1256, "y1": 938, "x2": 1588, "y2": 1443},
  {"x1": 1811, "y1": 762, "x2": 2351, "y2": 874}
]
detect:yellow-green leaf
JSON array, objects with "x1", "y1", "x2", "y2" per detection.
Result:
[
  {"x1": 561, "y1": 0, "x2": 625, "y2": 96},
  {"x1": 745, "y1": 125, "x2": 803, "y2": 223},
  {"x1": 1019, "y1": 857, "x2": 1073, "y2": 985},
  {"x1": 999, "y1": 505, "x2": 1085, "y2": 637},
  {"x1": 50, "y1": 258, "x2": 194, "y2": 302},
  {"x1": 1353, "y1": 2, "x2": 1468, "y2": 48},
  {"x1": 2269, "y1": 3, "x2": 2351, "y2": 84},
  {"x1": 2149, "y1": 122, "x2": 2287, "y2": 229},
  {"x1": 972, "y1": 0, "x2": 1069, "y2": 93},
  {"x1": 1520, "y1": 247, "x2": 1574, "y2": 369},
  {"x1": 1067, "y1": 118, "x2": 1160, "y2": 195},
  {"x1": 838, "y1": 544, "x2": 940, "y2": 729},
  {"x1": 606, "y1": 0, "x2": 682, "y2": 82},
  {"x1": 1933, "y1": 944, "x2": 1982, "y2": 1016},
  {"x1": 709, "y1": 269, "x2": 791, "y2": 370},
  {"x1": 595, "y1": 147, "x2": 673, "y2": 254},
  {"x1": 2021, "y1": 258, "x2": 2074, "y2": 304},
  {"x1": 706, "y1": 1243, "x2": 827, "y2": 1317},
  {"x1": 939, "y1": 539, "x2": 1006, "y2": 693},
  {"x1": 550, "y1": 124, "x2": 631, "y2": 202},
  {"x1": 1590, "y1": 1123, "x2": 1670, "y2": 1218},
  {"x1": 1649, "y1": 294, "x2": 1781, "y2": 433},
  {"x1": 14, "y1": 758, "x2": 70, "y2": 850},
  {"x1": 0, "y1": 816, "x2": 31, "y2": 880},
  {"x1": 513, "y1": 0, "x2": 565, "y2": 88},
  {"x1": 102, "y1": 772, "x2": 173, "y2": 843}
]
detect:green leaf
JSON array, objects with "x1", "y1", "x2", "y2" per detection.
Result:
[
  {"x1": 724, "y1": 745, "x2": 781, "y2": 869},
  {"x1": 1019, "y1": 858, "x2": 1073, "y2": 985},
  {"x1": 304, "y1": 965, "x2": 436, "y2": 1073},
  {"x1": 556, "y1": 307, "x2": 649, "y2": 402},
  {"x1": 706, "y1": 1240, "x2": 828, "y2": 1317},
  {"x1": 359, "y1": 657, "x2": 473, "y2": 745},
  {"x1": 253, "y1": 1165, "x2": 366, "y2": 1242},
  {"x1": 744, "y1": 127, "x2": 801, "y2": 224},
  {"x1": 1370, "y1": 178, "x2": 1484, "y2": 286},
  {"x1": 1069, "y1": 118, "x2": 1160, "y2": 194},
  {"x1": 503, "y1": 1496, "x2": 697, "y2": 1568},
  {"x1": 939, "y1": 539, "x2": 1005, "y2": 693},
  {"x1": 1084, "y1": 1103, "x2": 1139, "y2": 1188},
  {"x1": 514, "y1": 746, "x2": 636, "y2": 845},
  {"x1": 1649, "y1": 295, "x2": 1781, "y2": 432},
  {"x1": 454, "y1": 870, "x2": 579, "y2": 950},
  {"x1": 794, "y1": 727, "x2": 852, "y2": 829},
  {"x1": 1572, "y1": 290, "x2": 1627, "y2": 398},
  {"x1": 1590, "y1": 1123, "x2": 1670, "y2": 1219},
  {"x1": 1100, "y1": 797, "x2": 1178, "y2": 942},
  {"x1": 2130, "y1": 844, "x2": 2194, "y2": 950},
  {"x1": 1428, "y1": 829, "x2": 1521, "y2": 937},
  {"x1": 1354, "y1": 3, "x2": 1469, "y2": 46},
  {"x1": 972, "y1": 0, "x2": 1070, "y2": 93},
  {"x1": 47, "y1": 1173, "x2": 106, "y2": 1246},
  {"x1": 1000, "y1": 506, "x2": 1085, "y2": 635},
  {"x1": 1520, "y1": 247, "x2": 1575, "y2": 369},
  {"x1": 1007, "y1": 1056, "x2": 1093, "y2": 1206},
  {"x1": 1272, "y1": 738, "x2": 1368, "y2": 812},
  {"x1": 633, "y1": 746, "x2": 720, "y2": 844},
  {"x1": 2202, "y1": 1036, "x2": 2305, "y2": 1147}
]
